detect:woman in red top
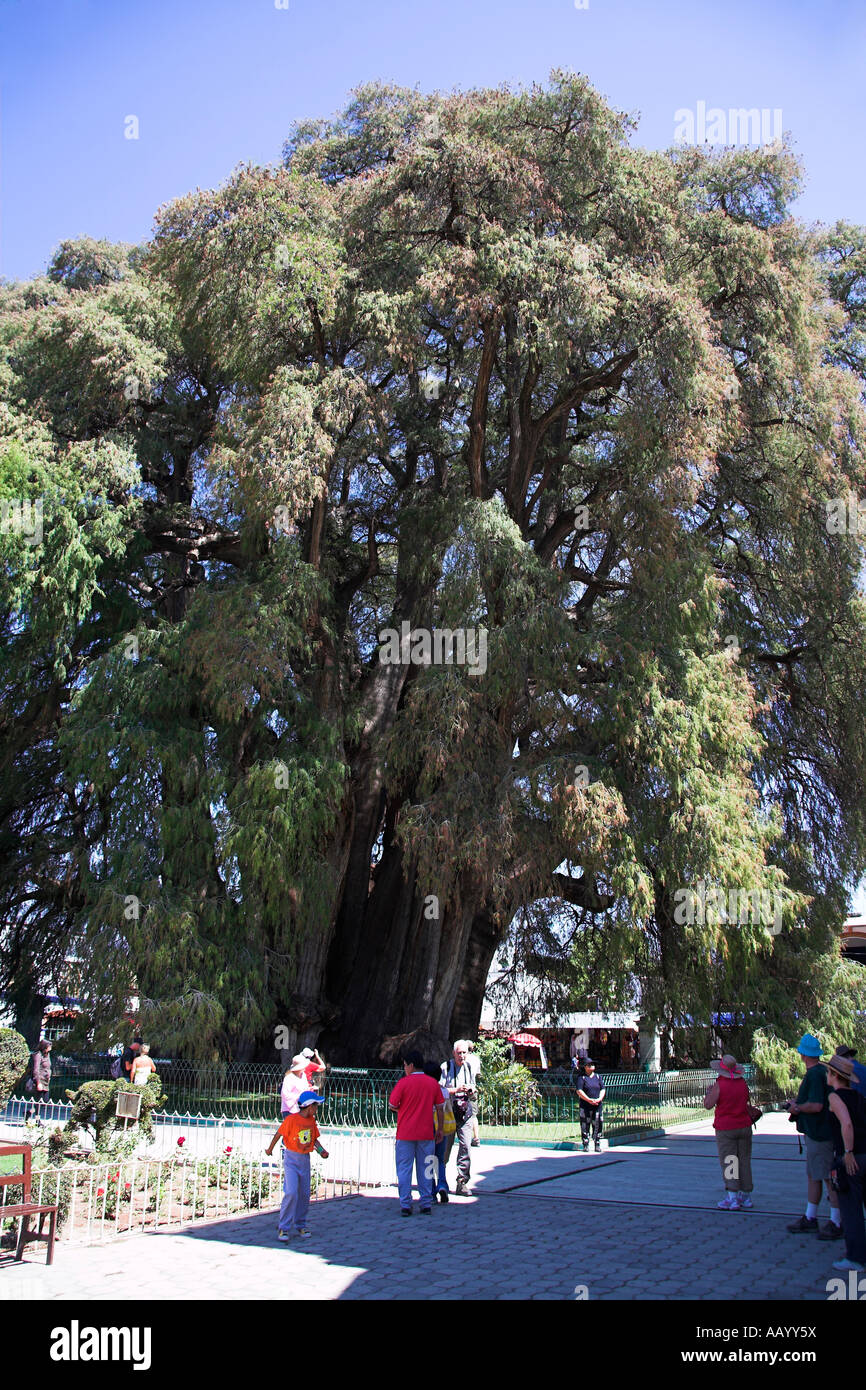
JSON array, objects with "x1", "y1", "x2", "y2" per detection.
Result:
[{"x1": 703, "y1": 1054, "x2": 757, "y2": 1210}]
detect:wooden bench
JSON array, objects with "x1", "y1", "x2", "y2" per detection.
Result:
[{"x1": 0, "y1": 1143, "x2": 58, "y2": 1265}]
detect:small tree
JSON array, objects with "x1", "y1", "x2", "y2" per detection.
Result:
[{"x1": 0, "y1": 1027, "x2": 30, "y2": 1107}]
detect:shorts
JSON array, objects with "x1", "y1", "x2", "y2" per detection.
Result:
[{"x1": 804, "y1": 1135, "x2": 834, "y2": 1182}]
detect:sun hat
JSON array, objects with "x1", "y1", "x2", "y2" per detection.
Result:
[
  {"x1": 825, "y1": 1054, "x2": 855, "y2": 1082},
  {"x1": 290, "y1": 1053, "x2": 307, "y2": 1069},
  {"x1": 297, "y1": 1090, "x2": 324, "y2": 1108},
  {"x1": 709, "y1": 1054, "x2": 743, "y2": 1076},
  {"x1": 835, "y1": 1045, "x2": 858, "y2": 1059},
  {"x1": 796, "y1": 1033, "x2": 822, "y2": 1057}
]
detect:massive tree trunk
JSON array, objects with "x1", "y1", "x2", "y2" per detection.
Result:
[{"x1": 450, "y1": 904, "x2": 503, "y2": 1039}]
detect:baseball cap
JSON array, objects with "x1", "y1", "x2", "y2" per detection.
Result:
[
  {"x1": 297, "y1": 1090, "x2": 324, "y2": 1108},
  {"x1": 796, "y1": 1033, "x2": 822, "y2": 1057}
]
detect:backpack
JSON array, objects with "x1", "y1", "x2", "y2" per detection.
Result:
[
  {"x1": 442, "y1": 1095, "x2": 457, "y2": 1136},
  {"x1": 110, "y1": 1056, "x2": 123, "y2": 1080}
]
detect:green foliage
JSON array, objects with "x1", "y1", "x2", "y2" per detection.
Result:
[
  {"x1": 2, "y1": 73, "x2": 866, "y2": 1064},
  {"x1": 0, "y1": 1027, "x2": 30, "y2": 1105},
  {"x1": 52, "y1": 1076, "x2": 166, "y2": 1158},
  {"x1": 475, "y1": 1038, "x2": 541, "y2": 1121}
]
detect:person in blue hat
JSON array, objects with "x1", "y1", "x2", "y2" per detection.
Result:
[
  {"x1": 785, "y1": 1034, "x2": 842, "y2": 1240},
  {"x1": 265, "y1": 1090, "x2": 329, "y2": 1240}
]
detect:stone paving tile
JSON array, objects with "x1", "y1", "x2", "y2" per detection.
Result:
[{"x1": 0, "y1": 1120, "x2": 849, "y2": 1302}]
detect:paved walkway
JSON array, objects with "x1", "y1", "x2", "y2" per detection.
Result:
[{"x1": 0, "y1": 1117, "x2": 852, "y2": 1301}]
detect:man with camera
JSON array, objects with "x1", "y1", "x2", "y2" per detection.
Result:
[
  {"x1": 441, "y1": 1039, "x2": 481, "y2": 1196},
  {"x1": 785, "y1": 1033, "x2": 843, "y2": 1240}
]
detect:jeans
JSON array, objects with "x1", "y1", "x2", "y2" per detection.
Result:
[
  {"x1": 278, "y1": 1150, "x2": 311, "y2": 1231},
  {"x1": 833, "y1": 1153, "x2": 866, "y2": 1265},
  {"x1": 395, "y1": 1139, "x2": 436, "y2": 1209},
  {"x1": 580, "y1": 1105, "x2": 603, "y2": 1146},
  {"x1": 435, "y1": 1135, "x2": 455, "y2": 1192}
]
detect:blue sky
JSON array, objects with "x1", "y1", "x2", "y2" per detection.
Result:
[
  {"x1": 1, "y1": 0, "x2": 865, "y2": 914},
  {"x1": 1, "y1": 0, "x2": 865, "y2": 281}
]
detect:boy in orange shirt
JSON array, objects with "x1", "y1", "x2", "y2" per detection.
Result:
[{"x1": 265, "y1": 1090, "x2": 329, "y2": 1240}]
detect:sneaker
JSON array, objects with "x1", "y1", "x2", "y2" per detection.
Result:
[
  {"x1": 437, "y1": 1191, "x2": 449, "y2": 1204},
  {"x1": 582, "y1": 1144, "x2": 589, "y2": 1153},
  {"x1": 455, "y1": 1179, "x2": 467, "y2": 1195},
  {"x1": 277, "y1": 1230, "x2": 290, "y2": 1242},
  {"x1": 833, "y1": 1258, "x2": 866, "y2": 1272},
  {"x1": 400, "y1": 1208, "x2": 412, "y2": 1217},
  {"x1": 737, "y1": 1194, "x2": 754, "y2": 1210},
  {"x1": 717, "y1": 1193, "x2": 740, "y2": 1209},
  {"x1": 296, "y1": 1228, "x2": 311, "y2": 1238},
  {"x1": 818, "y1": 1221, "x2": 844, "y2": 1241},
  {"x1": 419, "y1": 1207, "x2": 432, "y2": 1215},
  {"x1": 786, "y1": 1215, "x2": 818, "y2": 1233},
  {"x1": 594, "y1": 1143, "x2": 601, "y2": 1152}
]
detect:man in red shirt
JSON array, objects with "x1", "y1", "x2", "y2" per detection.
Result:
[{"x1": 389, "y1": 1050, "x2": 445, "y2": 1216}]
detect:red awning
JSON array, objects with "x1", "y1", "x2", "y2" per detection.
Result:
[{"x1": 507, "y1": 1032, "x2": 543, "y2": 1047}]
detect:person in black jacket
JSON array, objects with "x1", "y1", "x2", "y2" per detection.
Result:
[
  {"x1": 825, "y1": 1052, "x2": 866, "y2": 1273},
  {"x1": 576, "y1": 1059, "x2": 606, "y2": 1152}
]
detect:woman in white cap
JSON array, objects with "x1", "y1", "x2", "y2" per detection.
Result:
[
  {"x1": 280, "y1": 1055, "x2": 310, "y2": 1117},
  {"x1": 703, "y1": 1054, "x2": 757, "y2": 1209}
]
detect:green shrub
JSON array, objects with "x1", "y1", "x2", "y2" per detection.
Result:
[
  {"x1": 0, "y1": 1027, "x2": 30, "y2": 1106},
  {"x1": 475, "y1": 1037, "x2": 540, "y2": 1123},
  {"x1": 53, "y1": 1074, "x2": 167, "y2": 1156}
]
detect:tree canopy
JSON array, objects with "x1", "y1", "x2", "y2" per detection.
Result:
[{"x1": 2, "y1": 73, "x2": 865, "y2": 1063}]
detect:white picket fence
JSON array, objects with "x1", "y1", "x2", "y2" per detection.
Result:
[{"x1": 0, "y1": 1122, "x2": 396, "y2": 1247}]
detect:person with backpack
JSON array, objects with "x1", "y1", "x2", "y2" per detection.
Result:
[
  {"x1": 113, "y1": 1036, "x2": 142, "y2": 1081},
  {"x1": 825, "y1": 1052, "x2": 866, "y2": 1272}
]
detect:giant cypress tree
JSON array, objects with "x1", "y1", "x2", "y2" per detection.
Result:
[{"x1": 2, "y1": 74, "x2": 865, "y2": 1063}]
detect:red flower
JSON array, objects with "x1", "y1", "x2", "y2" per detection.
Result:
[
  {"x1": 97, "y1": 1187, "x2": 105, "y2": 1196},
  {"x1": 124, "y1": 1183, "x2": 131, "y2": 1190},
  {"x1": 225, "y1": 1146, "x2": 233, "y2": 1154},
  {"x1": 177, "y1": 1136, "x2": 186, "y2": 1147}
]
